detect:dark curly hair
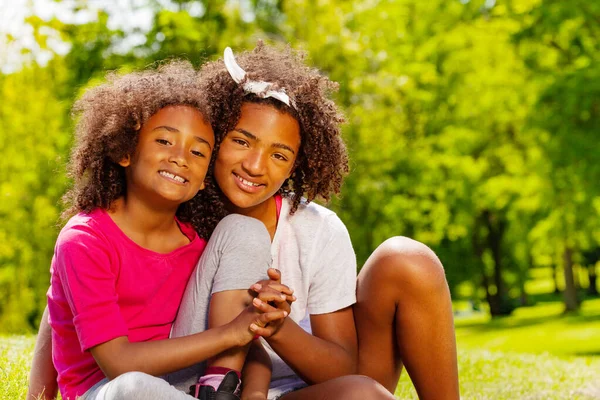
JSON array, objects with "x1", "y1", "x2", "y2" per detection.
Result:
[
  {"x1": 198, "y1": 42, "x2": 349, "y2": 214},
  {"x1": 62, "y1": 60, "x2": 227, "y2": 238}
]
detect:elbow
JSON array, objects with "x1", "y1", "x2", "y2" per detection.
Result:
[{"x1": 100, "y1": 364, "x2": 128, "y2": 381}]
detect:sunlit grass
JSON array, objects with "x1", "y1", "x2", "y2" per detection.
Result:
[
  {"x1": 0, "y1": 335, "x2": 34, "y2": 400},
  {"x1": 394, "y1": 297, "x2": 600, "y2": 399},
  {"x1": 395, "y1": 349, "x2": 600, "y2": 399},
  {"x1": 455, "y1": 298, "x2": 600, "y2": 356}
]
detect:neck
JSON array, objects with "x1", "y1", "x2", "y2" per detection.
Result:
[{"x1": 110, "y1": 194, "x2": 179, "y2": 236}]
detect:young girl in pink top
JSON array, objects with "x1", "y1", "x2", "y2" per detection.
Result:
[{"x1": 46, "y1": 61, "x2": 289, "y2": 400}]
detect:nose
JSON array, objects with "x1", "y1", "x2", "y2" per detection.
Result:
[
  {"x1": 168, "y1": 144, "x2": 188, "y2": 168},
  {"x1": 241, "y1": 148, "x2": 266, "y2": 176}
]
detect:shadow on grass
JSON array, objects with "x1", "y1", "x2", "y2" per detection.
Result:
[
  {"x1": 456, "y1": 305, "x2": 600, "y2": 331},
  {"x1": 574, "y1": 350, "x2": 600, "y2": 357},
  {"x1": 456, "y1": 314, "x2": 563, "y2": 331}
]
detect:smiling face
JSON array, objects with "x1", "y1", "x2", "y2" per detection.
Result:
[
  {"x1": 214, "y1": 102, "x2": 301, "y2": 216},
  {"x1": 121, "y1": 105, "x2": 215, "y2": 209}
]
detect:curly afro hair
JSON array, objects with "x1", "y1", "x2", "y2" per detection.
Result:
[
  {"x1": 62, "y1": 60, "x2": 227, "y2": 239},
  {"x1": 198, "y1": 41, "x2": 349, "y2": 214}
]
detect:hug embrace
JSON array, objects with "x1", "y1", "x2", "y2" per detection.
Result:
[{"x1": 27, "y1": 42, "x2": 459, "y2": 400}]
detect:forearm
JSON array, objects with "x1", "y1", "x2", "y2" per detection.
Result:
[
  {"x1": 92, "y1": 325, "x2": 239, "y2": 380},
  {"x1": 266, "y1": 319, "x2": 356, "y2": 384},
  {"x1": 27, "y1": 306, "x2": 58, "y2": 400},
  {"x1": 241, "y1": 340, "x2": 272, "y2": 400}
]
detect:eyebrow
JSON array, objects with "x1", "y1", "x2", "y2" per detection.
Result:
[
  {"x1": 234, "y1": 128, "x2": 296, "y2": 155},
  {"x1": 153, "y1": 125, "x2": 212, "y2": 149}
]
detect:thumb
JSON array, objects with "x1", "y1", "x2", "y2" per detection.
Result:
[{"x1": 267, "y1": 268, "x2": 281, "y2": 283}]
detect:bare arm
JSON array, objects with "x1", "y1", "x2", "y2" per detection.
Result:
[
  {"x1": 262, "y1": 307, "x2": 357, "y2": 385},
  {"x1": 240, "y1": 340, "x2": 272, "y2": 400},
  {"x1": 250, "y1": 269, "x2": 358, "y2": 385},
  {"x1": 90, "y1": 304, "x2": 287, "y2": 380},
  {"x1": 27, "y1": 306, "x2": 58, "y2": 400}
]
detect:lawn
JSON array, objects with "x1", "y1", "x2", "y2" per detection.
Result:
[
  {"x1": 2, "y1": 299, "x2": 600, "y2": 399},
  {"x1": 394, "y1": 297, "x2": 600, "y2": 399}
]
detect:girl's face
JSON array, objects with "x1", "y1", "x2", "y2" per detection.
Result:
[
  {"x1": 121, "y1": 105, "x2": 214, "y2": 208},
  {"x1": 214, "y1": 102, "x2": 301, "y2": 213}
]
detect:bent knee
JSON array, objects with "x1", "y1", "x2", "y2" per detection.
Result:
[
  {"x1": 212, "y1": 214, "x2": 270, "y2": 249},
  {"x1": 362, "y1": 236, "x2": 448, "y2": 294},
  {"x1": 214, "y1": 214, "x2": 266, "y2": 235}
]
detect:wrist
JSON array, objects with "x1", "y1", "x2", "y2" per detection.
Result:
[
  {"x1": 265, "y1": 318, "x2": 288, "y2": 346},
  {"x1": 222, "y1": 322, "x2": 251, "y2": 348}
]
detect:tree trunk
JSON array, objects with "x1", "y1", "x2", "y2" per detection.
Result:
[
  {"x1": 562, "y1": 247, "x2": 580, "y2": 312},
  {"x1": 484, "y1": 211, "x2": 513, "y2": 316},
  {"x1": 588, "y1": 264, "x2": 599, "y2": 296}
]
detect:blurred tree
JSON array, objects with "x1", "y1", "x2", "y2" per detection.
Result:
[
  {"x1": 279, "y1": 0, "x2": 548, "y2": 316},
  {"x1": 0, "y1": 61, "x2": 70, "y2": 332},
  {"x1": 514, "y1": 0, "x2": 600, "y2": 312}
]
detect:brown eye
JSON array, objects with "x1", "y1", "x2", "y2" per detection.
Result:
[{"x1": 232, "y1": 138, "x2": 249, "y2": 147}]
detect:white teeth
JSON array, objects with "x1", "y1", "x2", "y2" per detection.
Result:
[
  {"x1": 236, "y1": 174, "x2": 261, "y2": 187},
  {"x1": 160, "y1": 171, "x2": 185, "y2": 183}
]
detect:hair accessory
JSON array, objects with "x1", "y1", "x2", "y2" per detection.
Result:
[{"x1": 224, "y1": 47, "x2": 296, "y2": 109}]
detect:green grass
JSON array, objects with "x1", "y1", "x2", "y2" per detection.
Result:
[
  {"x1": 393, "y1": 297, "x2": 600, "y2": 399},
  {"x1": 0, "y1": 335, "x2": 35, "y2": 400},
  {"x1": 395, "y1": 349, "x2": 600, "y2": 399},
  {"x1": 2, "y1": 298, "x2": 600, "y2": 399}
]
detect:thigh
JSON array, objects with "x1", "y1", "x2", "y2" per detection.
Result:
[
  {"x1": 278, "y1": 375, "x2": 395, "y2": 400},
  {"x1": 354, "y1": 241, "x2": 404, "y2": 391}
]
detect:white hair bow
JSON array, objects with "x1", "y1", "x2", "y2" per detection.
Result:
[{"x1": 224, "y1": 47, "x2": 296, "y2": 109}]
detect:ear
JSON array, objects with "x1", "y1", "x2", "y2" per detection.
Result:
[{"x1": 118, "y1": 155, "x2": 131, "y2": 167}]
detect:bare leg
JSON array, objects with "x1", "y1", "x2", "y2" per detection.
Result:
[
  {"x1": 354, "y1": 236, "x2": 459, "y2": 399},
  {"x1": 280, "y1": 375, "x2": 394, "y2": 400},
  {"x1": 207, "y1": 289, "x2": 254, "y2": 370}
]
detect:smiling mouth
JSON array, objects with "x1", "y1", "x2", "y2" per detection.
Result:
[
  {"x1": 233, "y1": 172, "x2": 263, "y2": 188},
  {"x1": 159, "y1": 170, "x2": 187, "y2": 184}
]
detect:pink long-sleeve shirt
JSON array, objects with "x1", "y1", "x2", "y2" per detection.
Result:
[{"x1": 47, "y1": 209, "x2": 206, "y2": 399}]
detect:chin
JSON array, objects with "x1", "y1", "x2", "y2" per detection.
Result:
[{"x1": 227, "y1": 192, "x2": 265, "y2": 211}]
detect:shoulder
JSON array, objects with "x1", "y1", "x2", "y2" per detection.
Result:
[
  {"x1": 283, "y1": 197, "x2": 350, "y2": 241},
  {"x1": 56, "y1": 209, "x2": 111, "y2": 251}
]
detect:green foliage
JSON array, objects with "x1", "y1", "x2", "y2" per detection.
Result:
[
  {"x1": 0, "y1": 63, "x2": 70, "y2": 333},
  {"x1": 1, "y1": 0, "x2": 599, "y2": 328}
]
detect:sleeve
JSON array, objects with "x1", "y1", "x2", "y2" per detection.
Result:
[
  {"x1": 307, "y1": 214, "x2": 357, "y2": 315},
  {"x1": 54, "y1": 224, "x2": 128, "y2": 352}
]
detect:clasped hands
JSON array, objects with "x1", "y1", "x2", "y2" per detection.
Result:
[{"x1": 248, "y1": 268, "x2": 295, "y2": 339}]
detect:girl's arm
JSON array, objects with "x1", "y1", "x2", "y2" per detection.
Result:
[
  {"x1": 240, "y1": 340, "x2": 272, "y2": 400},
  {"x1": 27, "y1": 306, "x2": 58, "y2": 400},
  {"x1": 261, "y1": 306, "x2": 357, "y2": 385},
  {"x1": 90, "y1": 304, "x2": 286, "y2": 380},
  {"x1": 250, "y1": 268, "x2": 357, "y2": 385}
]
